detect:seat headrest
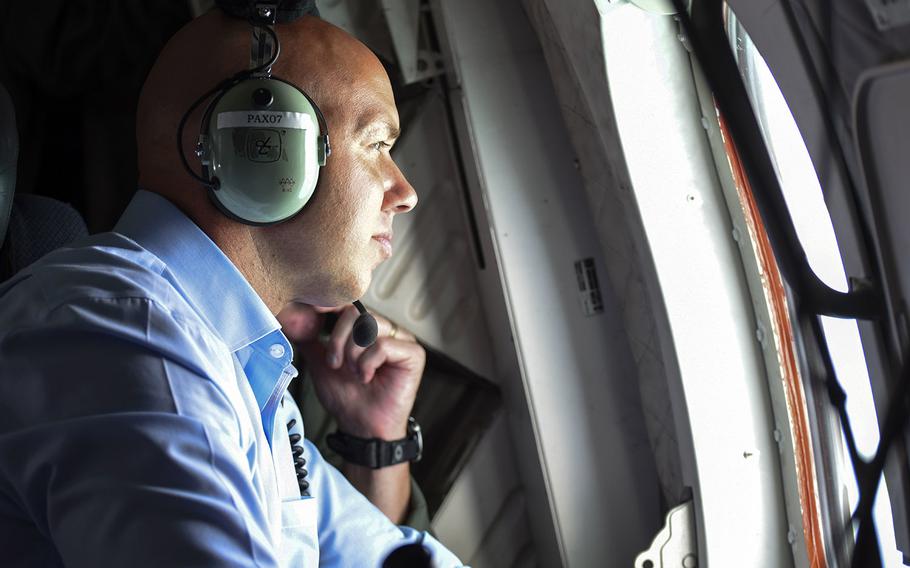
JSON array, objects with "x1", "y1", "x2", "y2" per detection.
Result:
[{"x1": 0, "y1": 194, "x2": 89, "y2": 281}]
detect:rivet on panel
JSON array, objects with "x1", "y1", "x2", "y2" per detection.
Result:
[{"x1": 755, "y1": 324, "x2": 766, "y2": 346}]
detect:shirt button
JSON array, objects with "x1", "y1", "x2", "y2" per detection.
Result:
[{"x1": 269, "y1": 343, "x2": 286, "y2": 358}]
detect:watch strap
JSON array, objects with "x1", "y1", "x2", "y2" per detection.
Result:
[{"x1": 327, "y1": 417, "x2": 422, "y2": 469}]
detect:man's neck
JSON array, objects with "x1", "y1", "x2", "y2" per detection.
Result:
[
  {"x1": 141, "y1": 184, "x2": 289, "y2": 316},
  {"x1": 210, "y1": 222, "x2": 286, "y2": 316}
]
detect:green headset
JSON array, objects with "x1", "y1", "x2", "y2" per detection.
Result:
[
  {"x1": 178, "y1": 5, "x2": 378, "y2": 347},
  {"x1": 178, "y1": 9, "x2": 328, "y2": 226}
]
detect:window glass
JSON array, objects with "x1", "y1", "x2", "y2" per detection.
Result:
[{"x1": 726, "y1": 10, "x2": 900, "y2": 564}]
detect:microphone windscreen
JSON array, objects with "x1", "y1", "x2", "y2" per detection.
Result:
[{"x1": 352, "y1": 311, "x2": 378, "y2": 348}]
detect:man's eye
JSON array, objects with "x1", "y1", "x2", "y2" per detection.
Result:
[{"x1": 371, "y1": 141, "x2": 391, "y2": 151}]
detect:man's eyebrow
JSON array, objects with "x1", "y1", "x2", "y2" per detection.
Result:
[
  {"x1": 385, "y1": 123, "x2": 402, "y2": 140},
  {"x1": 358, "y1": 116, "x2": 401, "y2": 140}
]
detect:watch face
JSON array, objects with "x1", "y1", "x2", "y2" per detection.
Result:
[
  {"x1": 408, "y1": 417, "x2": 423, "y2": 462},
  {"x1": 327, "y1": 418, "x2": 423, "y2": 468}
]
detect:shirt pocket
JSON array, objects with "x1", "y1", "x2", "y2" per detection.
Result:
[{"x1": 280, "y1": 496, "x2": 320, "y2": 568}]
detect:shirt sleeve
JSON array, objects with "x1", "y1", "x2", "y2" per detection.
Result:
[
  {"x1": 0, "y1": 296, "x2": 279, "y2": 567},
  {"x1": 296, "y1": 374, "x2": 432, "y2": 532},
  {"x1": 284, "y1": 383, "x2": 463, "y2": 566},
  {"x1": 304, "y1": 438, "x2": 465, "y2": 568}
]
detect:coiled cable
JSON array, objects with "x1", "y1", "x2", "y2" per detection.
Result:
[{"x1": 287, "y1": 418, "x2": 309, "y2": 495}]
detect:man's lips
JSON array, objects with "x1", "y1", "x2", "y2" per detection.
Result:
[{"x1": 372, "y1": 233, "x2": 393, "y2": 257}]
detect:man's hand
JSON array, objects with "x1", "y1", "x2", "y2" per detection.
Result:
[
  {"x1": 277, "y1": 302, "x2": 424, "y2": 524},
  {"x1": 280, "y1": 303, "x2": 424, "y2": 441}
]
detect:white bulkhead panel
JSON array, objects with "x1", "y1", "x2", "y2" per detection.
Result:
[
  {"x1": 323, "y1": 1, "x2": 664, "y2": 566},
  {"x1": 430, "y1": 0, "x2": 663, "y2": 565}
]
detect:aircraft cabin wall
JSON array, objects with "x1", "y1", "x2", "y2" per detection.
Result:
[
  {"x1": 322, "y1": 0, "x2": 665, "y2": 566},
  {"x1": 300, "y1": 1, "x2": 910, "y2": 566}
]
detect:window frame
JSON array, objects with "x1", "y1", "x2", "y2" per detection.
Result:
[{"x1": 681, "y1": 0, "x2": 910, "y2": 565}]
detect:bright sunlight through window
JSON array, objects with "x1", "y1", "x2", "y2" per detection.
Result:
[{"x1": 727, "y1": 12, "x2": 901, "y2": 566}]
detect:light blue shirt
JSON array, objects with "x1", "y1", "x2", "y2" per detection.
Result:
[{"x1": 0, "y1": 190, "x2": 462, "y2": 567}]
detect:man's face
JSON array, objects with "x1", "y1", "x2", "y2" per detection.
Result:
[{"x1": 263, "y1": 64, "x2": 416, "y2": 307}]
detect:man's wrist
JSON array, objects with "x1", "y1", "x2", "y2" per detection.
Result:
[
  {"x1": 327, "y1": 417, "x2": 423, "y2": 469},
  {"x1": 341, "y1": 461, "x2": 412, "y2": 524},
  {"x1": 336, "y1": 420, "x2": 407, "y2": 441}
]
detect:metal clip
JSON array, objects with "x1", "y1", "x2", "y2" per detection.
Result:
[
  {"x1": 635, "y1": 500, "x2": 698, "y2": 568},
  {"x1": 250, "y1": 2, "x2": 278, "y2": 75}
]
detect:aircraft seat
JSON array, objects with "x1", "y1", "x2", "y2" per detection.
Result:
[{"x1": 0, "y1": 82, "x2": 88, "y2": 282}]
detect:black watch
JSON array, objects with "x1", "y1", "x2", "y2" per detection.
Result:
[{"x1": 326, "y1": 417, "x2": 423, "y2": 469}]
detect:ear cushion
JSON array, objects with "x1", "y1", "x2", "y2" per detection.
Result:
[{"x1": 204, "y1": 77, "x2": 323, "y2": 225}]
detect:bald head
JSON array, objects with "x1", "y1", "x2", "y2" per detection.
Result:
[
  {"x1": 134, "y1": 10, "x2": 416, "y2": 312},
  {"x1": 136, "y1": 10, "x2": 387, "y2": 209}
]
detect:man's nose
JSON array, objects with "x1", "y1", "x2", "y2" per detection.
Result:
[{"x1": 383, "y1": 161, "x2": 418, "y2": 213}]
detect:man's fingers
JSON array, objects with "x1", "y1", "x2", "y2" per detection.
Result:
[
  {"x1": 342, "y1": 315, "x2": 395, "y2": 373},
  {"x1": 336, "y1": 312, "x2": 410, "y2": 370},
  {"x1": 327, "y1": 305, "x2": 359, "y2": 369},
  {"x1": 385, "y1": 318, "x2": 416, "y2": 343},
  {"x1": 325, "y1": 305, "x2": 419, "y2": 375},
  {"x1": 369, "y1": 316, "x2": 416, "y2": 344},
  {"x1": 356, "y1": 337, "x2": 426, "y2": 384}
]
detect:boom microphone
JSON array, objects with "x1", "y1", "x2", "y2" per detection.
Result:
[{"x1": 352, "y1": 300, "x2": 378, "y2": 348}]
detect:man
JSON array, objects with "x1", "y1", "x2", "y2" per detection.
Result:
[{"x1": 0, "y1": 10, "x2": 462, "y2": 568}]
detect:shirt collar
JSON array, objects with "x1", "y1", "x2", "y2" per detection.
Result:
[{"x1": 115, "y1": 190, "x2": 293, "y2": 411}]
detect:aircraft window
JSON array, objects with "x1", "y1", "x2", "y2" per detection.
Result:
[{"x1": 725, "y1": 9, "x2": 900, "y2": 563}]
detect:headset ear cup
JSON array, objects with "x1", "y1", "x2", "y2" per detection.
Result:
[
  {"x1": 317, "y1": 136, "x2": 328, "y2": 167},
  {"x1": 202, "y1": 76, "x2": 326, "y2": 225}
]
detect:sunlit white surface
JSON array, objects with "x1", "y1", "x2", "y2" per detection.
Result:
[
  {"x1": 734, "y1": 23, "x2": 901, "y2": 566},
  {"x1": 436, "y1": 0, "x2": 664, "y2": 564},
  {"x1": 599, "y1": 3, "x2": 793, "y2": 565}
]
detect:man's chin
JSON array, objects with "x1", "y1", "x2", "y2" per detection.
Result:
[
  {"x1": 351, "y1": 273, "x2": 372, "y2": 301},
  {"x1": 320, "y1": 272, "x2": 373, "y2": 306}
]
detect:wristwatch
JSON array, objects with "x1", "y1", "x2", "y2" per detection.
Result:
[{"x1": 327, "y1": 417, "x2": 423, "y2": 469}]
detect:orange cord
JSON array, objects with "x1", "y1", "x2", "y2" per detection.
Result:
[{"x1": 717, "y1": 110, "x2": 827, "y2": 568}]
